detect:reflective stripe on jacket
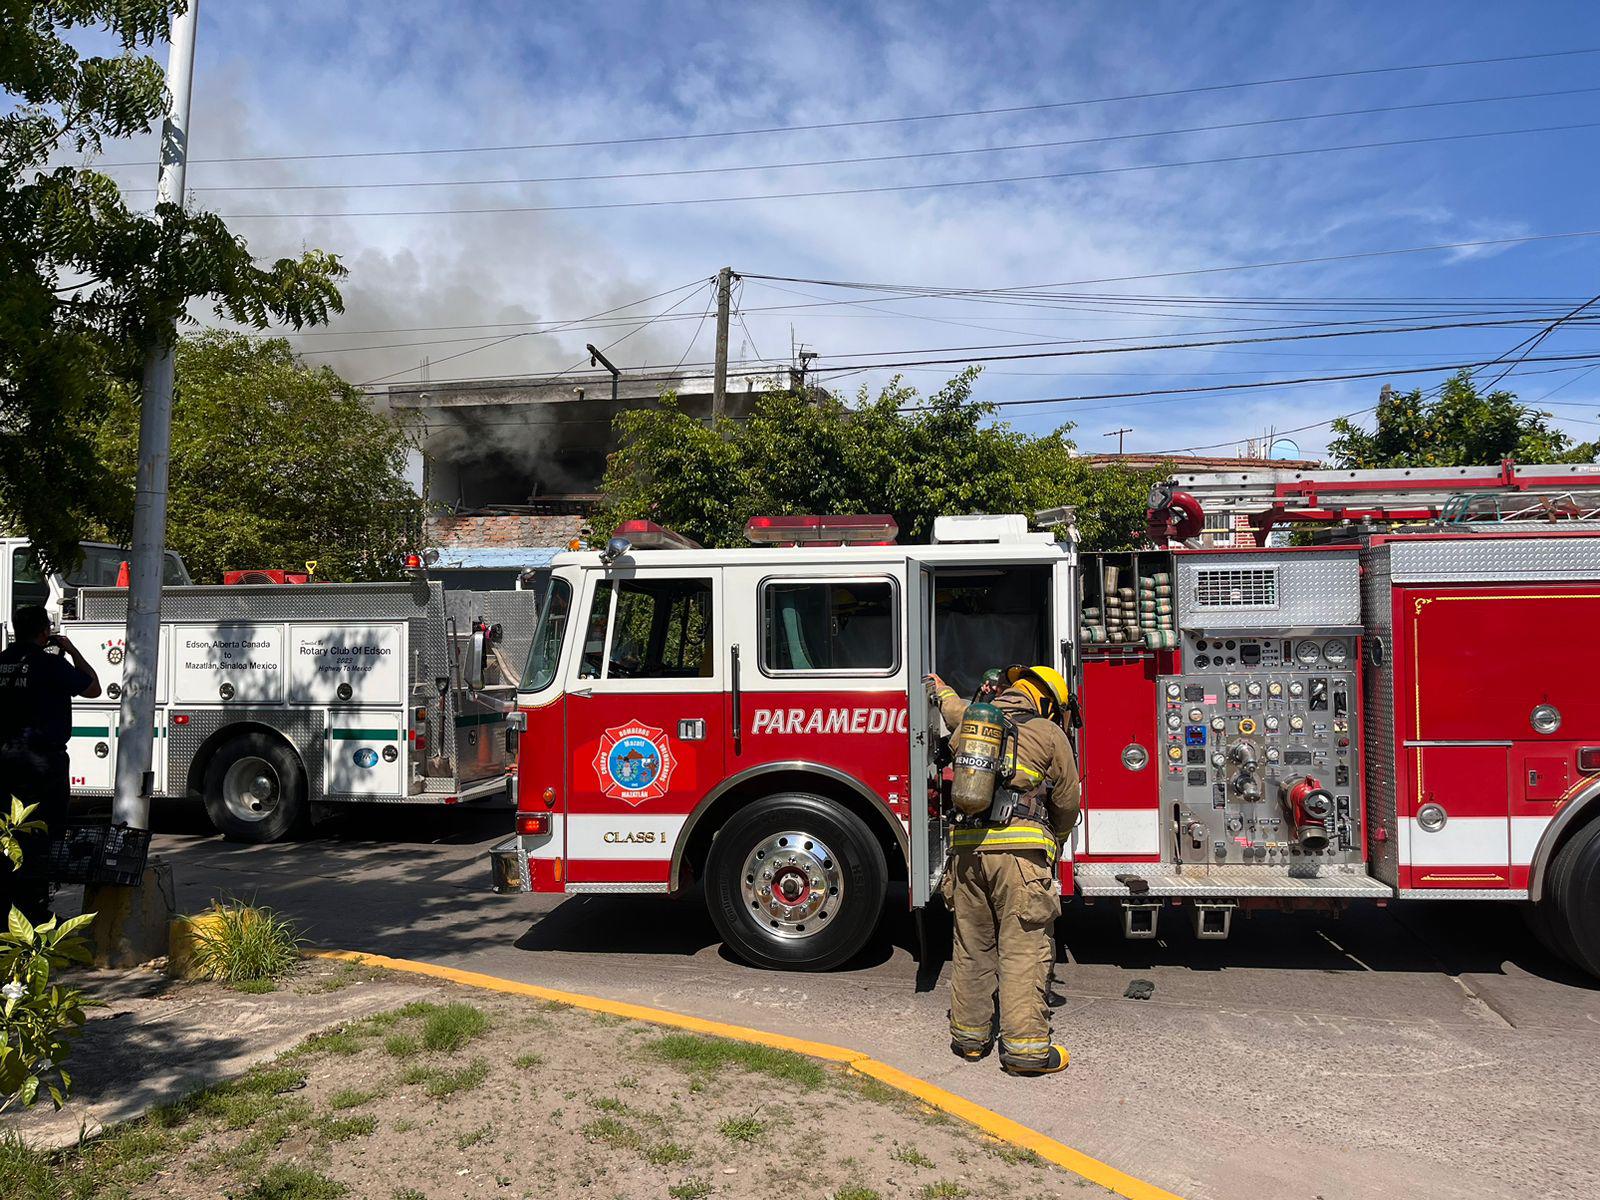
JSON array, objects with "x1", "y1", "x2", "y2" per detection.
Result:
[{"x1": 950, "y1": 821, "x2": 1060, "y2": 861}]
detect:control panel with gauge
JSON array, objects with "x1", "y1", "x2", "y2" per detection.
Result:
[{"x1": 1157, "y1": 634, "x2": 1362, "y2": 867}]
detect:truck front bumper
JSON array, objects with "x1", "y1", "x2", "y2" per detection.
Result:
[{"x1": 488, "y1": 835, "x2": 529, "y2": 894}]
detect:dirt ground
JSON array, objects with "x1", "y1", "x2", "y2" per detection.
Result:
[{"x1": 2, "y1": 961, "x2": 1110, "y2": 1200}]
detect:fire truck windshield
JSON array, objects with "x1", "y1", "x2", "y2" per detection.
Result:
[{"x1": 521, "y1": 577, "x2": 572, "y2": 691}]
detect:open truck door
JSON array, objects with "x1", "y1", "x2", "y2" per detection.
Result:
[{"x1": 907, "y1": 560, "x2": 946, "y2": 906}]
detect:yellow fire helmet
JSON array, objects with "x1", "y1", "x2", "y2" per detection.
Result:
[{"x1": 1005, "y1": 664, "x2": 1071, "y2": 724}]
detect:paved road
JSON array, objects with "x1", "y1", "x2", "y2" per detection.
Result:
[{"x1": 123, "y1": 803, "x2": 1600, "y2": 1200}]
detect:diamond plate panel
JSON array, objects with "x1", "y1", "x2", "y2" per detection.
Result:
[
  {"x1": 1176, "y1": 550, "x2": 1360, "y2": 630},
  {"x1": 166, "y1": 707, "x2": 325, "y2": 799},
  {"x1": 1389, "y1": 535, "x2": 1600, "y2": 583},
  {"x1": 1359, "y1": 543, "x2": 1401, "y2": 887},
  {"x1": 1074, "y1": 862, "x2": 1392, "y2": 898}
]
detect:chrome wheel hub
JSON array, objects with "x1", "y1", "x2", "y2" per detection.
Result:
[
  {"x1": 739, "y1": 830, "x2": 844, "y2": 940},
  {"x1": 222, "y1": 756, "x2": 281, "y2": 822}
]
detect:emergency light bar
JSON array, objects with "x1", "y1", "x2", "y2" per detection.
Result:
[
  {"x1": 745, "y1": 515, "x2": 899, "y2": 545},
  {"x1": 611, "y1": 519, "x2": 702, "y2": 551}
]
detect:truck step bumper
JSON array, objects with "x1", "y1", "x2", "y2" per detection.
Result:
[
  {"x1": 1076, "y1": 863, "x2": 1394, "y2": 899},
  {"x1": 488, "y1": 835, "x2": 529, "y2": 894}
]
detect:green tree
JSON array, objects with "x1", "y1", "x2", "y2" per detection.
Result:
[
  {"x1": 96, "y1": 332, "x2": 423, "y2": 582},
  {"x1": 1328, "y1": 372, "x2": 1598, "y2": 468},
  {"x1": 2, "y1": 2, "x2": 344, "y2": 571},
  {"x1": 594, "y1": 370, "x2": 1158, "y2": 550}
]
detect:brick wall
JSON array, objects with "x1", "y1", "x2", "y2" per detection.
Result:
[{"x1": 426, "y1": 514, "x2": 585, "y2": 549}]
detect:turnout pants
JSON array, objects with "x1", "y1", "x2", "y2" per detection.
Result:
[{"x1": 946, "y1": 847, "x2": 1060, "y2": 1069}]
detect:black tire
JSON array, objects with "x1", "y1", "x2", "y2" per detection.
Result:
[
  {"x1": 1547, "y1": 818, "x2": 1600, "y2": 978},
  {"x1": 201, "y1": 732, "x2": 308, "y2": 843},
  {"x1": 704, "y1": 792, "x2": 887, "y2": 971}
]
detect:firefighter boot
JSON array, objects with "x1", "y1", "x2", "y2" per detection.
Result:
[{"x1": 1001, "y1": 1044, "x2": 1070, "y2": 1076}]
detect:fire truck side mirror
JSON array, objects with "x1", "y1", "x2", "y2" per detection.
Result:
[{"x1": 465, "y1": 630, "x2": 487, "y2": 692}]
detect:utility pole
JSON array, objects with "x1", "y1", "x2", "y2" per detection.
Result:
[
  {"x1": 1103, "y1": 427, "x2": 1133, "y2": 454},
  {"x1": 113, "y1": 0, "x2": 199, "y2": 831},
  {"x1": 711, "y1": 267, "x2": 733, "y2": 425},
  {"x1": 587, "y1": 343, "x2": 620, "y2": 405}
]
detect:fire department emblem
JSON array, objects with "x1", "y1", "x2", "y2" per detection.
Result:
[{"x1": 593, "y1": 721, "x2": 676, "y2": 806}]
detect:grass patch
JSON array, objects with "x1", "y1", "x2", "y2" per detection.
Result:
[
  {"x1": 327, "y1": 1086, "x2": 381, "y2": 1110},
  {"x1": 401, "y1": 1058, "x2": 489, "y2": 1099},
  {"x1": 589, "y1": 1095, "x2": 631, "y2": 1114},
  {"x1": 833, "y1": 1189, "x2": 883, "y2": 1200},
  {"x1": 231, "y1": 978, "x2": 277, "y2": 994},
  {"x1": 454, "y1": 1124, "x2": 493, "y2": 1149},
  {"x1": 299, "y1": 1026, "x2": 365, "y2": 1057},
  {"x1": 645, "y1": 1032, "x2": 825, "y2": 1088},
  {"x1": 645, "y1": 1141, "x2": 693, "y2": 1165},
  {"x1": 236, "y1": 1163, "x2": 347, "y2": 1199},
  {"x1": 315, "y1": 1114, "x2": 377, "y2": 1143},
  {"x1": 419, "y1": 1002, "x2": 490, "y2": 1052},
  {"x1": 667, "y1": 1181, "x2": 712, "y2": 1200},
  {"x1": 185, "y1": 900, "x2": 302, "y2": 984},
  {"x1": 988, "y1": 1142, "x2": 1044, "y2": 1167},
  {"x1": 512, "y1": 1051, "x2": 543, "y2": 1069},
  {"x1": 892, "y1": 1145, "x2": 935, "y2": 1169},
  {"x1": 383, "y1": 1033, "x2": 418, "y2": 1058},
  {"x1": 718, "y1": 1114, "x2": 767, "y2": 1143},
  {"x1": 581, "y1": 1115, "x2": 641, "y2": 1150},
  {"x1": 918, "y1": 1183, "x2": 968, "y2": 1200},
  {"x1": 392, "y1": 1191, "x2": 428, "y2": 1200}
]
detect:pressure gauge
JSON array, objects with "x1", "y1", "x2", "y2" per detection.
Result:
[
  {"x1": 1246, "y1": 682, "x2": 1263, "y2": 698},
  {"x1": 1226, "y1": 682, "x2": 1242, "y2": 698},
  {"x1": 1289, "y1": 715, "x2": 1305, "y2": 732},
  {"x1": 1211, "y1": 716, "x2": 1226, "y2": 731},
  {"x1": 1168, "y1": 746, "x2": 1184, "y2": 761},
  {"x1": 1264, "y1": 715, "x2": 1280, "y2": 732},
  {"x1": 1289, "y1": 680, "x2": 1305, "y2": 698},
  {"x1": 1268, "y1": 681, "x2": 1283, "y2": 698},
  {"x1": 1166, "y1": 683, "x2": 1181, "y2": 698},
  {"x1": 1295, "y1": 640, "x2": 1322, "y2": 666},
  {"x1": 1167, "y1": 713, "x2": 1182, "y2": 730},
  {"x1": 1265, "y1": 747, "x2": 1281, "y2": 763},
  {"x1": 1322, "y1": 639, "x2": 1349, "y2": 665},
  {"x1": 1189, "y1": 708, "x2": 1204, "y2": 723}
]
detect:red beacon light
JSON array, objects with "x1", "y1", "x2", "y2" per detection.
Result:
[
  {"x1": 610, "y1": 520, "x2": 702, "y2": 551},
  {"x1": 745, "y1": 514, "x2": 899, "y2": 546}
]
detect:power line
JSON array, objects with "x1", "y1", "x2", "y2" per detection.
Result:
[
  {"x1": 211, "y1": 120, "x2": 1600, "y2": 219},
  {"x1": 115, "y1": 85, "x2": 1600, "y2": 194},
  {"x1": 388, "y1": 356, "x2": 1600, "y2": 431},
  {"x1": 354, "y1": 277, "x2": 707, "y2": 387},
  {"x1": 91, "y1": 45, "x2": 1600, "y2": 167},
  {"x1": 743, "y1": 229, "x2": 1600, "y2": 294}
]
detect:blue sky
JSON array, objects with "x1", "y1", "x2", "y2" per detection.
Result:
[{"x1": 69, "y1": 0, "x2": 1600, "y2": 459}]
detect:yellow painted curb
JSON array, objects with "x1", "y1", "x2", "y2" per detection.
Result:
[{"x1": 310, "y1": 948, "x2": 1185, "y2": 1200}]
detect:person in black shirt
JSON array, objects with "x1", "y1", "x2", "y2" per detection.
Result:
[{"x1": 0, "y1": 605, "x2": 101, "y2": 921}]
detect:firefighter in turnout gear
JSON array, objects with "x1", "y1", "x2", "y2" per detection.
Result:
[{"x1": 926, "y1": 665, "x2": 1080, "y2": 1075}]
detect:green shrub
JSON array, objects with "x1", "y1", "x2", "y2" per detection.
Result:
[
  {"x1": 188, "y1": 899, "x2": 301, "y2": 983},
  {"x1": 0, "y1": 799, "x2": 94, "y2": 1113}
]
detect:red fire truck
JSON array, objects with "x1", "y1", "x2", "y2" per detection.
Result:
[{"x1": 490, "y1": 465, "x2": 1600, "y2": 977}]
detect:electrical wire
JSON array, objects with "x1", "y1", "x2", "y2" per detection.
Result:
[
  {"x1": 90, "y1": 45, "x2": 1600, "y2": 167},
  {"x1": 354, "y1": 277, "x2": 707, "y2": 387},
  {"x1": 211, "y1": 120, "x2": 1600, "y2": 219},
  {"x1": 114, "y1": 85, "x2": 1600, "y2": 194}
]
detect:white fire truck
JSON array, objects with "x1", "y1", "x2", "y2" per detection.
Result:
[
  {"x1": 490, "y1": 465, "x2": 1600, "y2": 978},
  {"x1": 61, "y1": 575, "x2": 535, "y2": 841}
]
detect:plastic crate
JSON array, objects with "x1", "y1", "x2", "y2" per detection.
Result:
[{"x1": 37, "y1": 821, "x2": 152, "y2": 886}]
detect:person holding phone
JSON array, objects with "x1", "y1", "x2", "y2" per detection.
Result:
[{"x1": 0, "y1": 605, "x2": 101, "y2": 921}]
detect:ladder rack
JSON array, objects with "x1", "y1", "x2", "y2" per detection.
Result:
[{"x1": 1156, "y1": 460, "x2": 1600, "y2": 537}]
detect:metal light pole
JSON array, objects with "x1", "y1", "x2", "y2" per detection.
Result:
[
  {"x1": 587, "y1": 343, "x2": 620, "y2": 405},
  {"x1": 113, "y1": 0, "x2": 200, "y2": 830}
]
